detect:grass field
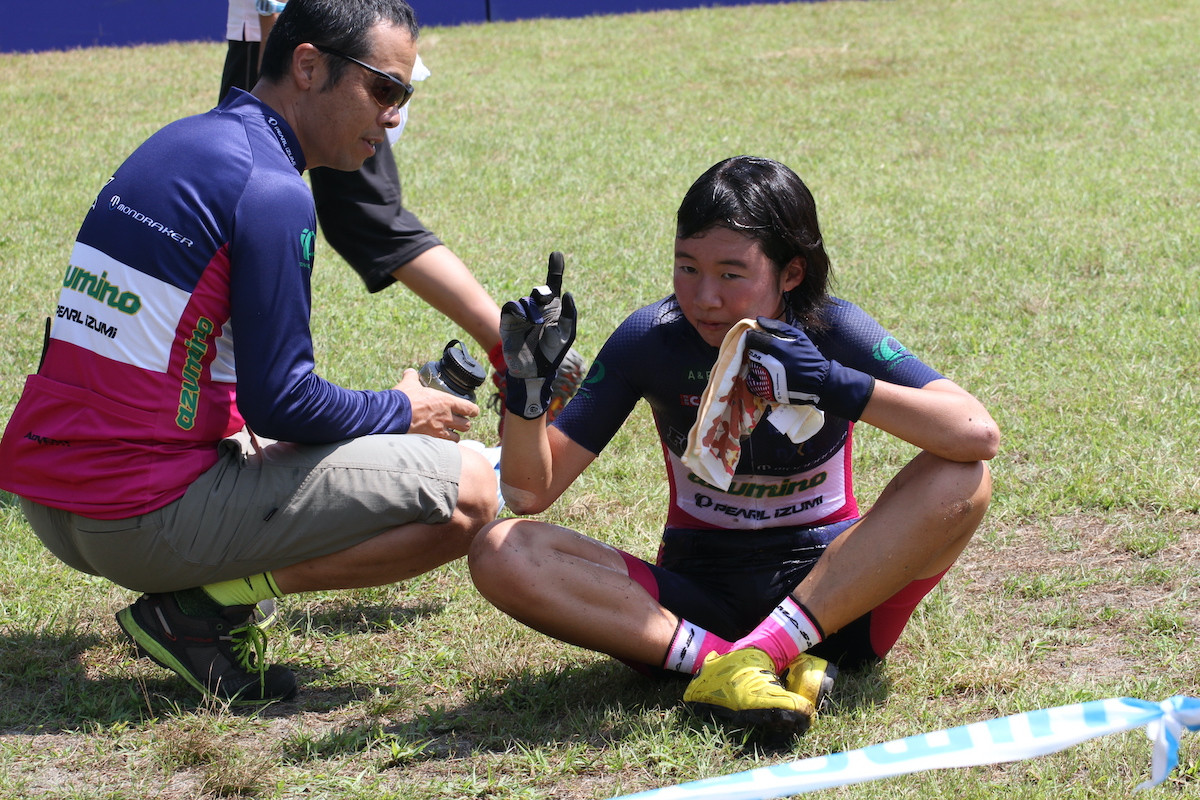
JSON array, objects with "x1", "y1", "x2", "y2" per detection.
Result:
[{"x1": 1, "y1": 0, "x2": 1198, "y2": 797}]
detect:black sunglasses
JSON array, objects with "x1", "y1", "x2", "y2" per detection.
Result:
[{"x1": 314, "y1": 44, "x2": 414, "y2": 110}]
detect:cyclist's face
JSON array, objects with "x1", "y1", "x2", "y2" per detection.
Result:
[{"x1": 673, "y1": 227, "x2": 804, "y2": 347}]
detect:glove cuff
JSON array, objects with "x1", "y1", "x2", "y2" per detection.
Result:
[
  {"x1": 504, "y1": 372, "x2": 555, "y2": 420},
  {"x1": 818, "y1": 361, "x2": 875, "y2": 421}
]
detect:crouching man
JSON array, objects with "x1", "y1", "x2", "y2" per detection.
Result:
[{"x1": 0, "y1": 0, "x2": 497, "y2": 703}]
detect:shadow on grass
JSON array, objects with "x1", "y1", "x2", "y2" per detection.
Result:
[
  {"x1": 1, "y1": 610, "x2": 893, "y2": 757},
  {"x1": 370, "y1": 655, "x2": 893, "y2": 759},
  {"x1": 0, "y1": 627, "x2": 152, "y2": 731},
  {"x1": 0, "y1": 629, "x2": 420, "y2": 732},
  {"x1": 289, "y1": 597, "x2": 448, "y2": 635},
  {"x1": 0, "y1": 600, "x2": 444, "y2": 733}
]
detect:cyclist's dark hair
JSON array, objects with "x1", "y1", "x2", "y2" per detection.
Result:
[{"x1": 676, "y1": 156, "x2": 832, "y2": 329}]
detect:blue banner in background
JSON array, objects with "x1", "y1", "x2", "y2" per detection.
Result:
[
  {"x1": 3, "y1": 0, "x2": 227, "y2": 53},
  {"x1": 0, "y1": 0, "x2": 819, "y2": 54},
  {"x1": 486, "y1": 0, "x2": 806, "y2": 23}
]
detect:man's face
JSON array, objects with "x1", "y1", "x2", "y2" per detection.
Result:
[{"x1": 304, "y1": 23, "x2": 417, "y2": 171}]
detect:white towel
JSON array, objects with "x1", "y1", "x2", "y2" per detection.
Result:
[
  {"x1": 386, "y1": 55, "x2": 432, "y2": 145},
  {"x1": 681, "y1": 319, "x2": 824, "y2": 490}
]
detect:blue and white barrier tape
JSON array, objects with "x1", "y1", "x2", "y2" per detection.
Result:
[{"x1": 613, "y1": 696, "x2": 1200, "y2": 800}]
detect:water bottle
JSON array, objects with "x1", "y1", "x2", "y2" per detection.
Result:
[{"x1": 418, "y1": 339, "x2": 486, "y2": 402}]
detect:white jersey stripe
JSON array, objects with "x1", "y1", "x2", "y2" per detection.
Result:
[{"x1": 54, "y1": 242, "x2": 191, "y2": 374}]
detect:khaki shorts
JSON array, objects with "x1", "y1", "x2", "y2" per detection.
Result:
[{"x1": 21, "y1": 430, "x2": 462, "y2": 593}]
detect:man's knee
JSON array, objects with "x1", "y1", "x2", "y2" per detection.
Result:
[{"x1": 454, "y1": 448, "x2": 500, "y2": 531}]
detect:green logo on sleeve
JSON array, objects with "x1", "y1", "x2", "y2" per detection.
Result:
[
  {"x1": 299, "y1": 228, "x2": 316, "y2": 270},
  {"x1": 872, "y1": 336, "x2": 911, "y2": 369}
]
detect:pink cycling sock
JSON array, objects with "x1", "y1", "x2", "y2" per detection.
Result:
[{"x1": 731, "y1": 596, "x2": 824, "y2": 674}]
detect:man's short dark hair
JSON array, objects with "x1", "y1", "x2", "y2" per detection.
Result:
[{"x1": 260, "y1": 0, "x2": 419, "y2": 85}]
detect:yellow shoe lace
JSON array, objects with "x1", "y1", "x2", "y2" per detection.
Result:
[{"x1": 229, "y1": 621, "x2": 270, "y2": 685}]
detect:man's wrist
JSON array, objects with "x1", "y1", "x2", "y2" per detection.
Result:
[{"x1": 256, "y1": 0, "x2": 287, "y2": 16}]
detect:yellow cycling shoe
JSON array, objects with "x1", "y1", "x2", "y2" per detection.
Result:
[
  {"x1": 781, "y1": 653, "x2": 837, "y2": 716},
  {"x1": 682, "y1": 648, "x2": 815, "y2": 736}
]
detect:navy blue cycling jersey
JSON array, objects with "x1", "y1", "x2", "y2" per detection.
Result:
[
  {"x1": 555, "y1": 296, "x2": 942, "y2": 531},
  {"x1": 0, "y1": 89, "x2": 412, "y2": 518}
]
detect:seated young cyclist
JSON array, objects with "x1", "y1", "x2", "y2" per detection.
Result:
[{"x1": 468, "y1": 156, "x2": 999, "y2": 736}]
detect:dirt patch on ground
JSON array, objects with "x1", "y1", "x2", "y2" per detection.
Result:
[{"x1": 953, "y1": 510, "x2": 1199, "y2": 686}]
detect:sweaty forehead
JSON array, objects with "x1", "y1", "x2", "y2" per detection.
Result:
[{"x1": 676, "y1": 227, "x2": 765, "y2": 258}]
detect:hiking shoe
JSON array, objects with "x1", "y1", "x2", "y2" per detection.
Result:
[
  {"x1": 116, "y1": 593, "x2": 296, "y2": 704},
  {"x1": 781, "y1": 653, "x2": 837, "y2": 715},
  {"x1": 252, "y1": 598, "x2": 278, "y2": 629},
  {"x1": 682, "y1": 648, "x2": 815, "y2": 736},
  {"x1": 489, "y1": 347, "x2": 587, "y2": 439}
]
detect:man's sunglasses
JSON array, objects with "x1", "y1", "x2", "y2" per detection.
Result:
[{"x1": 314, "y1": 44, "x2": 414, "y2": 111}]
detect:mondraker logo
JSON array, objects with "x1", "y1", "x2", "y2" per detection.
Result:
[
  {"x1": 63, "y1": 266, "x2": 142, "y2": 315},
  {"x1": 299, "y1": 228, "x2": 316, "y2": 271},
  {"x1": 176, "y1": 316, "x2": 215, "y2": 430},
  {"x1": 108, "y1": 195, "x2": 194, "y2": 248}
]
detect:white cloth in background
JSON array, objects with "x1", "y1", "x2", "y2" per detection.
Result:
[
  {"x1": 227, "y1": 0, "x2": 264, "y2": 42},
  {"x1": 682, "y1": 319, "x2": 823, "y2": 490},
  {"x1": 387, "y1": 54, "x2": 431, "y2": 145}
]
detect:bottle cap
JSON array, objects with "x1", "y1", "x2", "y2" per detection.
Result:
[{"x1": 439, "y1": 340, "x2": 486, "y2": 396}]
